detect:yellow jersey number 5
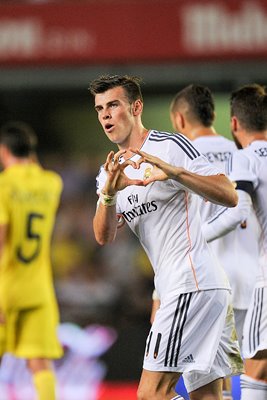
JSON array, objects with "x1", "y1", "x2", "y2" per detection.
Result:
[{"x1": 16, "y1": 212, "x2": 44, "y2": 264}]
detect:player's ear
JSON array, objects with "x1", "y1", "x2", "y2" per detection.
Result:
[
  {"x1": 179, "y1": 112, "x2": 185, "y2": 129},
  {"x1": 231, "y1": 116, "x2": 238, "y2": 132},
  {"x1": 132, "y1": 99, "x2": 143, "y2": 116},
  {"x1": 176, "y1": 112, "x2": 185, "y2": 131},
  {"x1": 170, "y1": 111, "x2": 183, "y2": 132}
]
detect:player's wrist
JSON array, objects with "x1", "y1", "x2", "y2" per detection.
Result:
[
  {"x1": 100, "y1": 190, "x2": 118, "y2": 206},
  {"x1": 152, "y1": 289, "x2": 160, "y2": 300}
]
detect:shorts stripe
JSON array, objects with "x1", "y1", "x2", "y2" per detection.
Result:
[
  {"x1": 146, "y1": 331, "x2": 153, "y2": 357},
  {"x1": 249, "y1": 288, "x2": 263, "y2": 353},
  {"x1": 154, "y1": 333, "x2": 162, "y2": 359},
  {"x1": 164, "y1": 293, "x2": 192, "y2": 367}
]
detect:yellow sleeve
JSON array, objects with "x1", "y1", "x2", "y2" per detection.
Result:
[{"x1": 0, "y1": 184, "x2": 10, "y2": 225}]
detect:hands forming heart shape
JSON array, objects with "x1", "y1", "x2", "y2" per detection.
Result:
[{"x1": 102, "y1": 148, "x2": 181, "y2": 196}]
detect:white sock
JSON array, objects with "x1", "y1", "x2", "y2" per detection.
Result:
[
  {"x1": 241, "y1": 374, "x2": 267, "y2": 400},
  {"x1": 222, "y1": 390, "x2": 233, "y2": 400}
]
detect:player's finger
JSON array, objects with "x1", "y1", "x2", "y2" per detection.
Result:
[
  {"x1": 106, "y1": 151, "x2": 114, "y2": 164},
  {"x1": 130, "y1": 148, "x2": 156, "y2": 165},
  {"x1": 113, "y1": 149, "x2": 126, "y2": 164},
  {"x1": 122, "y1": 159, "x2": 139, "y2": 169},
  {"x1": 135, "y1": 157, "x2": 145, "y2": 168}
]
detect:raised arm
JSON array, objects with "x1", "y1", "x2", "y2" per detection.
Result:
[
  {"x1": 202, "y1": 189, "x2": 252, "y2": 242},
  {"x1": 170, "y1": 169, "x2": 237, "y2": 207},
  {"x1": 132, "y1": 149, "x2": 238, "y2": 208},
  {"x1": 93, "y1": 150, "x2": 144, "y2": 245}
]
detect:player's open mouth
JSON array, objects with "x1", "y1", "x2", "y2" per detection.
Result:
[{"x1": 105, "y1": 123, "x2": 114, "y2": 132}]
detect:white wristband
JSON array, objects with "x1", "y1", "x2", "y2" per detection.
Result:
[
  {"x1": 152, "y1": 289, "x2": 160, "y2": 300},
  {"x1": 100, "y1": 191, "x2": 117, "y2": 206}
]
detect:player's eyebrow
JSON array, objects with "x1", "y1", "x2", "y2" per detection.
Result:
[{"x1": 94, "y1": 99, "x2": 120, "y2": 112}]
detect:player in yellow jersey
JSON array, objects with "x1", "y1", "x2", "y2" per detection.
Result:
[{"x1": 0, "y1": 121, "x2": 63, "y2": 400}]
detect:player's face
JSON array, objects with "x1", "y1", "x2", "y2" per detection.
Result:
[{"x1": 94, "y1": 86, "x2": 136, "y2": 147}]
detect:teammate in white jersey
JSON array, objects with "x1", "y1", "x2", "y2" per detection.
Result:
[
  {"x1": 167, "y1": 84, "x2": 260, "y2": 400},
  {"x1": 89, "y1": 75, "x2": 242, "y2": 400},
  {"x1": 170, "y1": 84, "x2": 259, "y2": 348},
  {"x1": 202, "y1": 84, "x2": 267, "y2": 400}
]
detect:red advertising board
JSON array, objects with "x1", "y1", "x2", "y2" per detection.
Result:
[{"x1": 0, "y1": 0, "x2": 267, "y2": 66}]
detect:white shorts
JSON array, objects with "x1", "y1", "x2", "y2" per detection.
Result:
[
  {"x1": 233, "y1": 308, "x2": 247, "y2": 350},
  {"x1": 242, "y1": 286, "x2": 267, "y2": 359},
  {"x1": 143, "y1": 289, "x2": 243, "y2": 392}
]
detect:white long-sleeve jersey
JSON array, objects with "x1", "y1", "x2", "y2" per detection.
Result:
[
  {"x1": 96, "y1": 130, "x2": 230, "y2": 301},
  {"x1": 202, "y1": 140, "x2": 267, "y2": 288},
  {"x1": 194, "y1": 136, "x2": 259, "y2": 309}
]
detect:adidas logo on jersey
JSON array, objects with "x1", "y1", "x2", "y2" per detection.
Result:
[{"x1": 182, "y1": 354, "x2": 195, "y2": 363}]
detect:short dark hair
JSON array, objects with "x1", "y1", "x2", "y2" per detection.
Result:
[
  {"x1": 230, "y1": 84, "x2": 267, "y2": 132},
  {"x1": 0, "y1": 121, "x2": 38, "y2": 157},
  {"x1": 170, "y1": 84, "x2": 215, "y2": 127},
  {"x1": 88, "y1": 74, "x2": 143, "y2": 103}
]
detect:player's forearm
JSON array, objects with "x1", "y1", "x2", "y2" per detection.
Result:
[
  {"x1": 202, "y1": 190, "x2": 252, "y2": 242},
  {"x1": 93, "y1": 203, "x2": 118, "y2": 245},
  {"x1": 174, "y1": 170, "x2": 238, "y2": 208}
]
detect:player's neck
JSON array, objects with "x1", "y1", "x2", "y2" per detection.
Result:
[
  {"x1": 119, "y1": 126, "x2": 149, "y2": 159},
  {"x1": 5, "y1": 156, "x2": 31, "y2": 169},
  {"x1": 242, "y1": 131, "x2": 267, "y2": 147},
  {"x1": 190, "y1": 126, "x2": 218, "y2": 140}
]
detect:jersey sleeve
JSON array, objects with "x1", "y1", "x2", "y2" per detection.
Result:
[
  {"x1": 95, "y1": 165, "x2": 122, "y2": 213},
  {"x1": 168, "y1": 134, "x2": 222, "y2": 190},
  {"x1": 96, "y1": 165, "x2": 107, "y2": 196},
  {"x1": 201, "y1": 150, "x2": 257, "y2": 242},
  {"x1": 0, "y1": 183, "x2": 10, "y2": 225},
  {"x1": 202, "y1": 189, "x2": 253, "y2": 242},
  {"x1": 52, "y1": 173, "x2": 63, "y2": 205},
  {"x1": 229, "y1": 150, "x2": 258, "y2": 189},
  {"x1": 186, "y1": 154, "x2": 222, "y2": 176}
]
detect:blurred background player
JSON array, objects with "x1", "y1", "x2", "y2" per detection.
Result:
[
  {"x1": 152, "y1": 84, "x2": 259, "y2": 400},
  {"x1": 201, "y1": 84, "x2": 267, "y2": 400},
  {"x1": 170, "y1": 84, "x2": 259, "y2": 345},
  {"x1": 0, "y1": 121, "x2": 63, "y2": 400},
  {"x1": 170, "y1": 84, "x2": 260, "y2": 399}
]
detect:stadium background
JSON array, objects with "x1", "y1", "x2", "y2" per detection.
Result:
[{"x1": 1, "y1": 0, "x2": 267, "y2": 399}]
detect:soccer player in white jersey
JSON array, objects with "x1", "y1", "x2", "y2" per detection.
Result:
[
  {"x1": 168, "y1": 84, "x2": 260, "y2": 400},
  {"x1": 170, "y1": 84, "x2": 259, "y2": 348},
  {"x1": 89, "y1": 75, "x2": 242, "y2": 400},
  {"x1": 151, "y1": 84, "x2": 259, "y2": 399},
  {"x1": 201, "y1": 84, "x2": 267, "y2": 400}
]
